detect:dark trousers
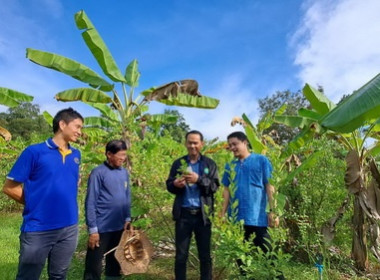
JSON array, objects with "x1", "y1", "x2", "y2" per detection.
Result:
[
  {"x1": 175, "y1": 208, "x2": 212, "y2": 280},
  {"x1": 83, "y1": 230, "x2": 123, "y2": 280},
  {"x1": 239, "y1": 225, "x2": 285, "y2": 280},
  {"x1": 16, "y1": 224, "x2": 78, "y2": 280},
  {"x1": 244, "y1": 225, "x2": 272, "y2": 252}
]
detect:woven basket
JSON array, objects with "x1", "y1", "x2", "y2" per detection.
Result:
[{"x1": 114, "y1": 230, "x2": 154, "y2": 275}]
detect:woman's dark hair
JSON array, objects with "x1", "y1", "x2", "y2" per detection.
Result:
[
  {"x1": 185, "y1": 130, "x2": 204, "y2": 141},
  {"x1": 52, "y1": 107, "x2": 84, "y2": 133},
  {"x1": 105, "y1": 140, "x2": 127, "y2": 154}
]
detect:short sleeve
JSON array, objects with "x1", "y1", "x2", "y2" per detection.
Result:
[
  {"x1": 262, "y1": 156, "x2": 273, "y2": 185},
  {"x1": 222, "y1": 163, "x2": 232, "y2": 187},
  {"x1": 7, "y1": 148, "x2": 34, "y2": 183}
]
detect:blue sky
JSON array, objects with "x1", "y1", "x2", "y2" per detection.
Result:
[{"x1": 1, "y1": 0, "x2": 380, "y2": 140}]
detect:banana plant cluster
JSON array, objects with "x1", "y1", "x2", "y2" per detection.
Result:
[
  {"x1": 4, "y1": 10, "x2": 219, "y2": 147},
  {"x1": 273, "y1": 73, "x2": 380, "y2": 271}
]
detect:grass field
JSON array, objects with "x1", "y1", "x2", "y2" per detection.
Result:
[{"x1": 0, "y1": 212, "x2": 192, "y2": 280}]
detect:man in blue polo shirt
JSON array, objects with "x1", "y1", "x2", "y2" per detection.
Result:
[
  {"x1": 221, "y1": 131, "x2": 284, "y2": 279},
  {"x1": 83, "y1": 140, "x2": 132, "y2": 280},
  {"x1": 167, "y1": 130, "x2": 220, "y2": 280},
  {"x1": 2, "y1": 107, "x2": 83, "y2": 280}
]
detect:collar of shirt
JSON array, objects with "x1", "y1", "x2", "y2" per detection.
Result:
[
  {"x1": 45, "y1": 138, "x2": 72, "y2": 150},
  {"x1": 104, "y1": 161, "x2": 122, "y2": 170}
]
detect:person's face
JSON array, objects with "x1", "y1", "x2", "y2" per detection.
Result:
[
  {"x1": 227, "y1": 137, "x2": 249, "y2": 159},
  {"x1": 107, "y1": 150, "x2": 127, "y2": 168},
  {"x1": 185, "y1": 133, "x2": 203, "y2": 158},
  {"x1": 60, "y1": 118, "x2": 83, "y2": 142}
]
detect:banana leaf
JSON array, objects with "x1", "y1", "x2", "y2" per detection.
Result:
[
  {"x1": 244, "y1": 123, "x2": 266, "y2": 154},
  {"x1": 303, "y1": 84, "x2": 336, "y2": 115},
  {"x1": 26, "y1": 48, "x2": 113, "y2": 91},
  {"x1": 274, "y1": 115, "x2": 313, "y2": 129},
  {"x1": 281, "y1": 125, "x2": 317, "y2": 157},
  {"x1": 155, "y1": 92, "x2": 219, "y2": 109},
  {"x1": 55, "y1": 88, "x2": 112, "y2": 103},
  {"x1": 83, "y1": 127, "x2": 109, "y2": 136},
  {"x1": 257, "y1": 111, "x2": 273, "y2": 132},
  {"x1": 75, "y1": 10, "x2": 126, "y2": 83},
  {"x1": 84, "y1": 116, "x2": 116, "y2": 129},
  {"x1": 321, "y1": 73, "x2": 380, "y2": 133},
  {"x1": 125, "y1": 59, "x2": 140, "y2": 87},
  {"x1": 298, "y1": 108, "x2": 322, "y2": 120},
  {"x1": 276, "y1": 104, "x2": 288, "y2": 115},
  {"x1": 282, "y1": 150, "x2": 324, "y2": 185},
  {"x1": 241, "y1": 114, "x2": 262, "y2": 147},
  {"x1": 0, "y1": 87, "x2": 33, "y2": 107},
  {"x1": 148, "y1": 114, "x2": 178, "y2": 124},
  {"x1": 85, "y1": 102, "x2": 119, "y2": 122},
  {"x1": 369, "y1": 143, "x2": 380, "y2": 157},
  {"x1": 42, "y1": 111, "x2": 53, "y2": 127}
]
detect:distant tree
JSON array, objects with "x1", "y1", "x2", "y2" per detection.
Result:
[
  {"x1": 160, "y1": 109, "x2": 190, "y2": 143},
  {"x1": 0, "y1": 102, "x2": 50, "y2": 140},
  {"x1": 258, "y1": 90, "x2": 309, "y2": 144}
]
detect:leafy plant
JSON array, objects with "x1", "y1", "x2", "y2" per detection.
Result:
[
  {"x1": 20, "y1": 10, "x2": 219, "y2": 151},
  {"x1": 275, "y1": 74, "x2": 380, "y2": 271}
]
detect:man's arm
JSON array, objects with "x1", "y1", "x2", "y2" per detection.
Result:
[
  {"x1": 85, "y1": 171, "x2": 101, "y2": 249},
  {"x1": 2, "y1": 179, "x2": 24, "y2": 204},
  {"x1": 266, "y1": 183, "x2": 279, "y2": 227},
  {"x1": 221, "y1": 187, "x2": 230, "y2": 217},
  {"x1": 266, "y1": 183, "x2": 275, "y2": 210}
]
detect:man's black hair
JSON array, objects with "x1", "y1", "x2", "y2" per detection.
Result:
[
  {"x1": 52, "y1": 107, "x2": 84, "y2": 133},
  {"x1": 185, "y1": 130, "x2": 204, "y2": 141},
  {"x1": 227, "y1": 131, "x2": 248, "y2": 142},
  {"x1": 227, "y1": 131, "x2": 252, "y2": 149},
  {"x1": 106, "y1": 140, "x2": 127, "y2": 154}
]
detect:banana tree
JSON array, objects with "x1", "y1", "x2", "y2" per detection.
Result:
[
  {"x1": 0, "y1": 87, "x2": 34, "y2": 141},
  {"x1": 274, "y1": 73, "x2": 380, "y2": 271},
  {"x1": 21, "y1": 10, "x2": 218, "y2": 148}
]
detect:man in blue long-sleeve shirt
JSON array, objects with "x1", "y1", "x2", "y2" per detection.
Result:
[{"x1": 84, "y1": 140, "x2": 132, "y2": 280}]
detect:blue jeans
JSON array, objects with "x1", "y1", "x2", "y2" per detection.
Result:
[{"x1": 16, "y1": 224, "x2": 78, "y2": 280}]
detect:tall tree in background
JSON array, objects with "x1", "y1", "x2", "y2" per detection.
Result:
[
  {"x1": 258, "y1": 90, "x2": 309, "y2": 144},
  {"x1": 0, "y1": 102, "x2": 50, "y2": 140},
  {"x1": 160, "y1": 109, "x2": 189, "y2": 142}
]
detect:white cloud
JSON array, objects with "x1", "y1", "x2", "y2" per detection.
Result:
[
  {"x1": 178, "y1": 75, "x2": 259, "y2": 141},
  {"x1": 292, "y1": 0, "x2": 380, "y2": 102}
]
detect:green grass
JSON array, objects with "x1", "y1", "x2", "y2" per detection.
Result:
[
  {"x1": 0, "y1": 212, "x2": 185, "y2": 280},
  {"x1": 0, "y1": 212, "x2": 21, "y2": 280}
]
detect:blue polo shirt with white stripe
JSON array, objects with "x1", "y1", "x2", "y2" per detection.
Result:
[
  {"x1": 7, "y1": 138, "x2": 81, "y2": 232},
  {"x1": 222, "y1": 153, "x2": 272, "y2": 227}
]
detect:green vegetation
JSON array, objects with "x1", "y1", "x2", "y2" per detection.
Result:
[{"x1": 2, "y1": 8, "x2": 380, "y2": 280}]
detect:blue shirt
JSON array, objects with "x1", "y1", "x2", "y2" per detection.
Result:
[
  {"x1": 85, "y1": 162, "x2": 131, "y2": 234},
  {"x1": 7, "y1": 138, "x2": 81, "y2": 232},
  {"x1": 182, "y1": 160, "x2": 201, "y2": 208},
  {"x1": 222, "y1": 153, "x2": 272, "y2": 226}
]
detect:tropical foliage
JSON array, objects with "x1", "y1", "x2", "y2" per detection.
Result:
[
  {"x1": 275, "y1": 73, "x2": 380, "y2": 271},
  {"x1": 24, "y1": 10, "x2": 219, "y2": 151}
]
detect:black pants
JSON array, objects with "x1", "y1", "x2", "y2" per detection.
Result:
[
  {"x1": 244, "y1": 225, "x2": 272, "y2": 252},
  {"x1": 175, "y1": 208, "x2": 212, "y2": 280},
  {"x1": 239, "y1": 225, "x2": 285, "y2": 280},
  {"x1": 83, "y1": 230, "x2": 123, "y2": 280}
]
